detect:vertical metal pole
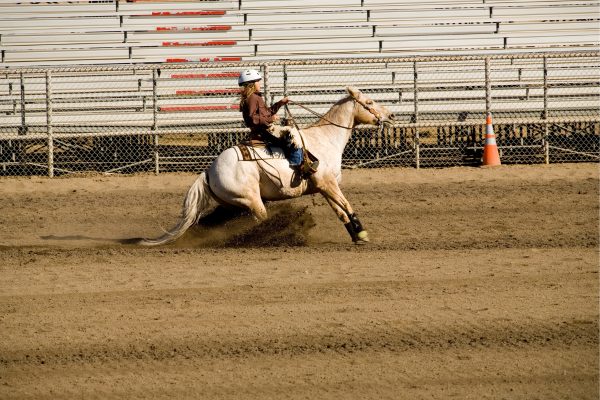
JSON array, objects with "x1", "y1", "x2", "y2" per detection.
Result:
[
  {"x1": 262, "y1": 63, "x2": 270, "y2": 106},
  {"x1": 283, "y1": 63, "x2": 289, "y2": 121},
  {"x1": 485, "y1": 57, "x2": 491, "y2": 116},
  {"x1": 484, "y1": 57, "x2": 494, "y2": 159},
  {"x1": 19, "y1": 72, "x2": 27, "y2": 135},
  {"x1": 9, "y1": 82, "x2": 16, "y2": 114},
  {"x1": 46, "y1": 71, "x2": 54, "y2": 178},
  {"x1": 543, "y1": 56, "x2": 550, "y2": 164},
  {"x1": 152, "y1": 69, "x2": 159, "y2": 174},
  {"x1": 413, "y1": 61, "x2": 420, "y2": 169}
]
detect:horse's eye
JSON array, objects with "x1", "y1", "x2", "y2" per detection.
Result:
[{"x1": 366, "y1": 100, "x2": 373, "y2": 105}]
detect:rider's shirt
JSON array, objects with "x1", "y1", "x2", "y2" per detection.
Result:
[{"x1": 241, "y1": 92, "x2": 286, "y2": 141}]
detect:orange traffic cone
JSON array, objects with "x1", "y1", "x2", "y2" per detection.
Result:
[{"x1": 482, "y1": 113, "x2": 501, "y2": 166}]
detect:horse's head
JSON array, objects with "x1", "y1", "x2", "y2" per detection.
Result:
[{"x1": 347, "y1": 87, "x2": 396, "y2": 125}]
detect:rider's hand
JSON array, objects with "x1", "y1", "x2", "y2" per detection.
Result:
[{"x1": 280, "y1": 97, "x2": 289, "y2": 104}]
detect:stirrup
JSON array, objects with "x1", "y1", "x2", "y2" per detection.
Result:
[{"x1": 301, "y1": 160, "x2": 319, "y2": 176}]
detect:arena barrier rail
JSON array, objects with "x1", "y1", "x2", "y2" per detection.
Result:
[{"x1": 0, "y1": 51, "x2": 598, "y2": 176}]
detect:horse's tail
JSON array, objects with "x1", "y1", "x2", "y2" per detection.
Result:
[{"x1": 137, "y1": 172, "x2": 215, "y2": 246}]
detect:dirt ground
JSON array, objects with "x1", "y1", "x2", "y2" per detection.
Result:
[{"x1": 0, "y1": 164, "x2": 598, "y2": 399}]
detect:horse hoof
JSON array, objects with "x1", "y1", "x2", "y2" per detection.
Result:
[{"x1": 355, "y1": 230, "x2": 369, "y2": 244}]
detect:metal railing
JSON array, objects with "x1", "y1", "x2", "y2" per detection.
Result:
[{"x1": 0, "y1": 51, "x2": 598, "y2": 176}]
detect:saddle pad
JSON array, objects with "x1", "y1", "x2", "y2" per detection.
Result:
[{"x1": 234, "y1": 144, "x2": 287, "y2": 161}]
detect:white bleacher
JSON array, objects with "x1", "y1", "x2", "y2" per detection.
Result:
[{"x1": 0, "y1": 0, "x2": 597, "y2": 66}]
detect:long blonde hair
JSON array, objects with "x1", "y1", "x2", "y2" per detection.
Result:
[{"x1": 239, "y1": 82, "x2": 257, "y2": 109}]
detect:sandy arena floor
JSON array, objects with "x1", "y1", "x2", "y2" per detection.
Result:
[{"x1": 0, "y1": 164, "x2": 598, "y2": 399}]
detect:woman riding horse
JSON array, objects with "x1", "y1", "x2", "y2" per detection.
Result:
[
  {"x1": 238, "y1": 69, "x2": 319, "y2": 177},
  {"x1": 138, "y1": 85, "x2": 395, "y2": 246}
]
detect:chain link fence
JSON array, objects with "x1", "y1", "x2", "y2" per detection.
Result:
[{"x1": 0, "y1": 51, "x2": 598, "y2": 176}]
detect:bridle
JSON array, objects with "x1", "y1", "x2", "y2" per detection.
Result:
[{"x1": 353, "y1": 97, "x2": 384, "y2": 124}]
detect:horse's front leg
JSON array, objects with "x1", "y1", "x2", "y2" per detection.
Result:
[{"x1": 318, "y1": 179, "x2": 369, "y2": 244}]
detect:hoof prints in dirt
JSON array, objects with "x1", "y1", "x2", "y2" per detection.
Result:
[{"x1": 3, "y1": 319, "x2": 596, "y2": 365}]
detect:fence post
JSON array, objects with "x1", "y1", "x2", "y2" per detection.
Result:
[
  {"x1": 19, "y1": 72, "x2": 27, "y2": 136},
  {"x1": 262, "y1": 63, "x2": 270, "y2": 105},
  {"x1": 283, "y1": 63, "x2": 289, "y2": 121},
  {"x1": 46, "y1": 71, "x2": 54, "y2": 178},
  {"x1": 543, "y1": 56, "x2": 550, "y2": 164},
  {"x1": 484, "y1": 57, "x2": 495, "y2": 159},
  {"x1": 485, "y1": 57, "x2": 492, "y2": 115},
  {"x1": 152, "y1": 68, "x2": 159, "y2": 174},
  {"x1": 413, "y1": 61, "x2": 420, "y2": 169}
]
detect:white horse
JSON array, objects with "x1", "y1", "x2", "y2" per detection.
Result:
[{"x1": 139, "y1": 87, "x2": 395, "y2": 246}]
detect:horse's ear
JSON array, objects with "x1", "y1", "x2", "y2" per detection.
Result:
[{"x1": 346, "y1": 86, "x2": 361, "y2": 99}]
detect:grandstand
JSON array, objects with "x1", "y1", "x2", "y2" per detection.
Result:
[{"x1": 0, "y1": 0, "x2": 598, "y2": 66}]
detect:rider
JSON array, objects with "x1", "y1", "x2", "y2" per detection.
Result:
[{"x1": 238, "y1": 69, "x2": 318, "y2": 176}]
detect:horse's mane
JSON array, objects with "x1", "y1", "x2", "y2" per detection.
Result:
[{"x1": 306, "y1": 95, "x2": 353, "y2": 128}]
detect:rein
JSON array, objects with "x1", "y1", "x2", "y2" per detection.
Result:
[
  {"x1": 287, "y1": 99, "x2": 355, "y2": 130},
  {"x1": 282, "y1": 96, "x2": 386, "y2": 166},
  {"x1": 287, "y1": 96, "x2": 383, "y2": 130}
]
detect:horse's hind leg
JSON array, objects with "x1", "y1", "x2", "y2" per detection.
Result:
[
  {"x1": 210, "y1": 181, "x2": 267, "y2": 222},
  {"x1": 317, "y1": 179, "x2": 369, "y2": 244},
  {"x1": 234, "y1": 193, "x2": 268, "y2": 222},
  {"x1": 248, "y1": 200, "x2": 268, "y2": 222}
]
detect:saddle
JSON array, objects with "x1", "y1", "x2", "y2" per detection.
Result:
[
  {"x1": 234, "y1": 140, "x2": 287, "y2": 162},
  {"x1": 235, "y1": 137, "x2": 319, "y2": 177}
]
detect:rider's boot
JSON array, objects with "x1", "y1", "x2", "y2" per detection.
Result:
[
  {"x1": 287, "y1": 146, "x2": 318, "y2": 178},
  {"x1": 301, "y1": 159, "x2": 319, "y2": 177}
]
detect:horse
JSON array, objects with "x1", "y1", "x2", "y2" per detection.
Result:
[{"x1": 139, "y1": 86, "x2": 396, "y2": 246}]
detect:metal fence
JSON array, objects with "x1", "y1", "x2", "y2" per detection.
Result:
[{"x1": 0, "y1": 51, "x2": 598, "y2": 176}]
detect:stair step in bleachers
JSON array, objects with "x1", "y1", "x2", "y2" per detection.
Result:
[
  {"x1": 491, "y1": 3, "x2": 597, "y2": 20},
  {"x1": 4, "y1": 49, "x2": 130, "y2": 64},
  {"x1": 117, "y1": 1, "x2": 236, "y2": 12},
  {"x1": 507, "y1": 33, "x2": 600, "y2": 47},
  {"x1": 0, "y1": 16, "x2": 121, "y2": 32},
  {"x1": 0, "y1": 2, "x2": 116, "y2": 16},
  {"x1": 2, "y1": 33, "x2": 125, "y2": 46},
  {"x1": 375, "y1": 23, "x2": 498, "y2": 37},
  {"x1": 245, "y1": 10, "x2": 368, "y2": 25},
  {"x1": 251, "y1": 26, "x2": 372, "y2": 40},
  {"x1": 235, "y1": 0, "x2": 363, "y2": 9},
  {"x1": 499, "y1": 20, "x2": 600, "y2": 35},
  {"x1": 131, "y1": 42, "x2": 253, "y2": 60},
  {"x1": 122, "y1": 13, "x2": 243, "y2": 29},
  {"x1": 126, "y1": 28, "x2": 249, "y2": 43},
  {"x1": 382, "y1": 34, "x2": 505, "y2": 51},
  {"x1": 370, "y1": 7, "x2": 490, "y2": 22}
]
